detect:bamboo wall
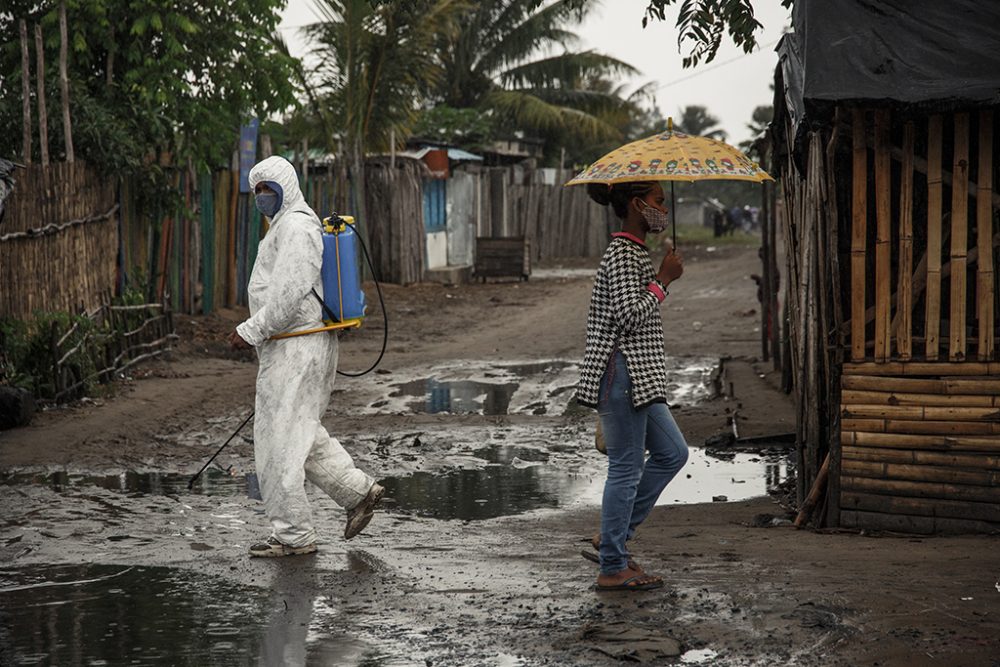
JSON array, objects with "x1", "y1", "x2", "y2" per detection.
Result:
[
  {"x1": 775, "y1": 103, "x2": 1000, "y2": 532},
  {"x1": 0, "y1": 162, "x2": 116, "y2": 320}
]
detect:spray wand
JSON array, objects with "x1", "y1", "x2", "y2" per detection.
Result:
[{"x1": 187, "y1": 222, "x2": 388, "y2": 489}]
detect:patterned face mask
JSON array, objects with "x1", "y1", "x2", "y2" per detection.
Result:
[{"x1": 638, "y1": 200, "x2": 669, "y2": 233}]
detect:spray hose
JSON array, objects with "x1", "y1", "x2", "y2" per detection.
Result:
[{"x1": 188, "y1": 220, "x2": 388, "y2": 488}]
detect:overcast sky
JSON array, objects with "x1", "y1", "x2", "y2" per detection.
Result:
[{"x1": 277, "y1": 0, "x2": 792, "y2": 147}]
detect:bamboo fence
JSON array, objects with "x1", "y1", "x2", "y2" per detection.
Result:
[
  {"x1": 0, "y1": 162, "x2": 116, "y2": 320},
  {"x1": 772, "y1": 100, "x2": 1000, "y2": 533}
]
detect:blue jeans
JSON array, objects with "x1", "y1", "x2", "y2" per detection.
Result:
[{"x1": 598, "y1": 350, "x2": 689, "y2": 575}]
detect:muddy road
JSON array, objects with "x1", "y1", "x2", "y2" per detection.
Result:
[{"x1": 2, "y1": 242, "x2": 998, "y2": 666}]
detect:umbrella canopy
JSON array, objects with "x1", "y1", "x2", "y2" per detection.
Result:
[{"x1": 565, "y1": 122, "x2": 773, "y2": 186}]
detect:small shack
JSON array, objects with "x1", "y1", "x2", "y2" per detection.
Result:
[{"x1": 770, "y1": 0, "x2": 1000, "y2": 532}]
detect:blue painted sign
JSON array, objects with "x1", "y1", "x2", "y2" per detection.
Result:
[{"x1": 238, "y1": 118, "x2": 260, "y2": 193}]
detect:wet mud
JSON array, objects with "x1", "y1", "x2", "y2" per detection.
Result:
[{"x1": 2, "y1": 248, "x2": 998, "y2": 666}]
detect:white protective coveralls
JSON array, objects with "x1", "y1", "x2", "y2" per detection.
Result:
[{"x1": 237, "y1": 156, "x2": 374, "y2": 548}]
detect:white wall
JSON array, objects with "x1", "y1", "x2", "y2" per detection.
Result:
[
  {"x1": 446, "y1": 171, "x2": 477, "y2": 267},
  {"x1": 425, "y1": 230, "x2": 448, "y2": 270}
]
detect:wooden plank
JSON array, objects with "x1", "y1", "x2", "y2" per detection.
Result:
[
  {"x1": 840, "y1": 509, "x2": 1000, "y2": 534},
  {"x1": 841, "y1": 459, "x2": 1000, "y2": 487},
  {"x1": 841, "y1": 430, "x2": 1000, "y2": 451},
  {"x1": 950, "y1": 112, "x2": 970, "y2": 360},
  {"x1": 841, "y1": 405, "x2": 1000, "y2": 421},
  {"x1": 841, "y1": 389, "x2": 998, "y2": 407},
  {"x1": 874, "y1": 109, "x2": 891, "y2": 361},
  {"x1": 977, "y1": 110, "x2": 995, "y2": 360},
  {"x1": 842, "y1": 418, "x2": 1000, "y2": 436},
  {"x1": 897, "y1": 122, "x2": 915, "y2": 359},
  {"x1": 842, "y1": 475, "x2": 1000, "y2": 503},
  {"x1": 842, "y1": 361, "x2": 1000, "y2": 376},
  {"x1": 925, "y1": 115, "x2": 943, "y2": 359},
  {"x1": 841, "y1": 490, "x2": 1000, "y2": 522},
  {"x1": 841, "y1": 374, "x2": 1000, "y2": 395},
  {"x1": 851, "y1": 108, "x2": 868, "y2": 361},
  {"x1": 841, "y1": 445, "x2": 1000, "y2": 469}
]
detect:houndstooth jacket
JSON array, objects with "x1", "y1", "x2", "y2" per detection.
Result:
[{"x1": 577, "y1": 233, "x2": 669, "y2": 410}]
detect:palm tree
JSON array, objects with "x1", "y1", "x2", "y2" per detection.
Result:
[
  {"x1": 301, "y1": 0, "x2": 465, "y2": 250},
  {"x1": 435, "y1": 0, "x2": 641, "y2": 144},
  {"x1": 675, "y1": 105, "x2": 727, "y2": 140},
  {"x1": 303, "y1": 0, "x2": 465, "y2": 153}
]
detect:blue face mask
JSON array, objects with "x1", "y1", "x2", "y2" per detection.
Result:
[{"x1": 255, "y1": 192, "x2": 280, "y2": 218}]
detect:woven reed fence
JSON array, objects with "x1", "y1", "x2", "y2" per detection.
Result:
[
  {"x1": 0, "y1": 162, "x2": 116, "y2": 320},
  {"x1": 773, "y1": 104, "x2": 1000, "y2": 532}
]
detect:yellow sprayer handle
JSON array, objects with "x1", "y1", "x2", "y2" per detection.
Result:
[{"x1": 269, "y1": 319, "x2": 362, "y2": 340}]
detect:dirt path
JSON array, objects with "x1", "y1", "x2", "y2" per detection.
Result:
[{"x1": 1, "y1": 241, "x2": 997, "y2": 666}]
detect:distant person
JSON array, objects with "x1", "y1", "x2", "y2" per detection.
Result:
[
  {"x1": 726, "y1": 206, "x2": 741, "y2": 236},
  {"x1": 712, "y1": 209, "x2": 724, "y2": 237},
  {"x1": 578, "y1": 181, "x2": 689, "y2": 591},
  {"x1": 229, "y1": 156, "x2": 383, "y2": 558}
]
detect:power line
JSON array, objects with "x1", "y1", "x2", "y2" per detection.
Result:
[{"x1": 654, "y1": 37, "x2": 783, "y2": 91}]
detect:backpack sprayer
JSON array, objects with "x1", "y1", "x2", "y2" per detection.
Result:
[{"x1": 188, "y1": 214, "x2": 388, "y2": 489}]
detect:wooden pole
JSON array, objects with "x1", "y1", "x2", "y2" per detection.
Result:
[
  {"x1": 950, "y1": 113, "x2": 970, "y2": 361},
  {"x1": 19, "y1": 20, "x2": 32, "y2": 164},
  {"x1": 841, "y1": 430, "x2": 1000, "y2": 452},
  {"x1": 841, "y1": 476, "x2": 999, "y2": 504},
  {"x1": 841, "y1": 404, "x2": 1000, "y2": 422},
  {"x1": 842, "y1": 417, "x2": 1000, "y2": 436},
  {"x1": 58, "y1": 2, "x2": 74, "y2": 163},
  {"x1": 842, "y1": 459, "x2": 1000, "y2": 487},
  {"x1": 795, "y1": 453, "x2": 830, "y2": 527},
  {"x1": 842, "y1": 374, "x2": 1000, "y2": 395},
  {"x1": 874, "y1": 109, "x2": 892, "y2": 361},
  {"x1": 851, "y1": 108, "x2": 868, "y2": 361},
  {"x1": 34, "y1": 24, "x2": 50, "y2": 167},
  {"x1": 897, "y1": 122, "x2": 915, "y2": 360},
  {"x1": 841, "y1": 445, "x2": 1000, "y2": 469},
  {"x1": 925, "y1": 115, "x2": 943, "y2": 359},
  {"x1": 977, "y1": 110, "x2": 995, "y2": 360},
  {"x1": 843, "y1": 360, "x2": 1000, "y2": 375}
]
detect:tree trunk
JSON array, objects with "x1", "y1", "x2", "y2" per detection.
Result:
[
  {"x1": 59, "y1": 2, "x2": 74, "y2": 163},
  {"x1": 19, "y1": 20, "x2": 32, "y2": 164},
  {"x1": 34, "y1": 24, "x2": 49, "y2": 167}
]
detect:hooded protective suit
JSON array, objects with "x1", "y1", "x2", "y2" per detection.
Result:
[{"x1": 237, "y1": 156, "x2": 373, "y2": 548}]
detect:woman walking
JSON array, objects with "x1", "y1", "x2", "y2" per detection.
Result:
[{"x1": 577, "y1": 181, "x2": 689, "y2": 591}]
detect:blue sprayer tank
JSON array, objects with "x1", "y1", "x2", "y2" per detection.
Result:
[{"x1": 320, "y1": 215, "x2": 366, "y2": 326}]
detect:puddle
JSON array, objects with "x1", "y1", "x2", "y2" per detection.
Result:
[
  {"x1": 0, "y1": 469, "x2": 248, "y2": 498},
  {"x1": 366, "y1": 358, "x2": 717, "y2": 416},
  {"x1": 0, "y1": 564, "x2": 394, "y2": 666},
  {"x1": 390, "y1": 377, "x2": 520, "y2": 415},
  {"x1": 381, "y1": 445, "x2": 790, "y2": 521}
]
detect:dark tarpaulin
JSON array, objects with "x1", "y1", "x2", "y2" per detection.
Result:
[{"x1": 777, "y1": 0, "x2": 1000, "y2": 138}]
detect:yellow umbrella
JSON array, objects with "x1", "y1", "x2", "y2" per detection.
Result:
[{"x1": 565, "y1": 118, "x2": 774, "y2": 246}]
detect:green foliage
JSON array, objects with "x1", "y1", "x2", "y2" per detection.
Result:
[
  {"x1": 303, "y1": 0, "x2": 467, "y2": 154},
  {"x1": 0, "y1": 312, "x2": 99, "y2": 398},
  {"x1": 412, "y1": 106, "x2": 500, "y2": 150},
  {"x1": 436, "y1": 0, "x2": 638, "y2": 147},
  {"x1": 738, "y1": 104, "x2": 774, "y2": 157},
  {"x1": 1, "y1": 0, "x2": 297, "y2": 175},
  {"x1": 675, "y1": 105, "x2": 726, "y2": 140},
  {"x1": 643, "y1": 0, "x2": 793, "y2": 68}
]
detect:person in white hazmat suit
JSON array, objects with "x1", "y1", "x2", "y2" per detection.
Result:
[{"x1": 228, "y1": 156, "x2": 384, "y2": 558}]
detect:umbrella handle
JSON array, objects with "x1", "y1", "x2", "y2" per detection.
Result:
[{"x1": 671, "y1": 181, "x2": 677, "y2": 250}]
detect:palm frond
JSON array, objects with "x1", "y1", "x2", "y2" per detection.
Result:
[
  {"x1": 483, "y1": 89, "x2": 621, "y2": 142},
  {"x1": 500, "y1": 50, "x2": 639, "y2": 90}
]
